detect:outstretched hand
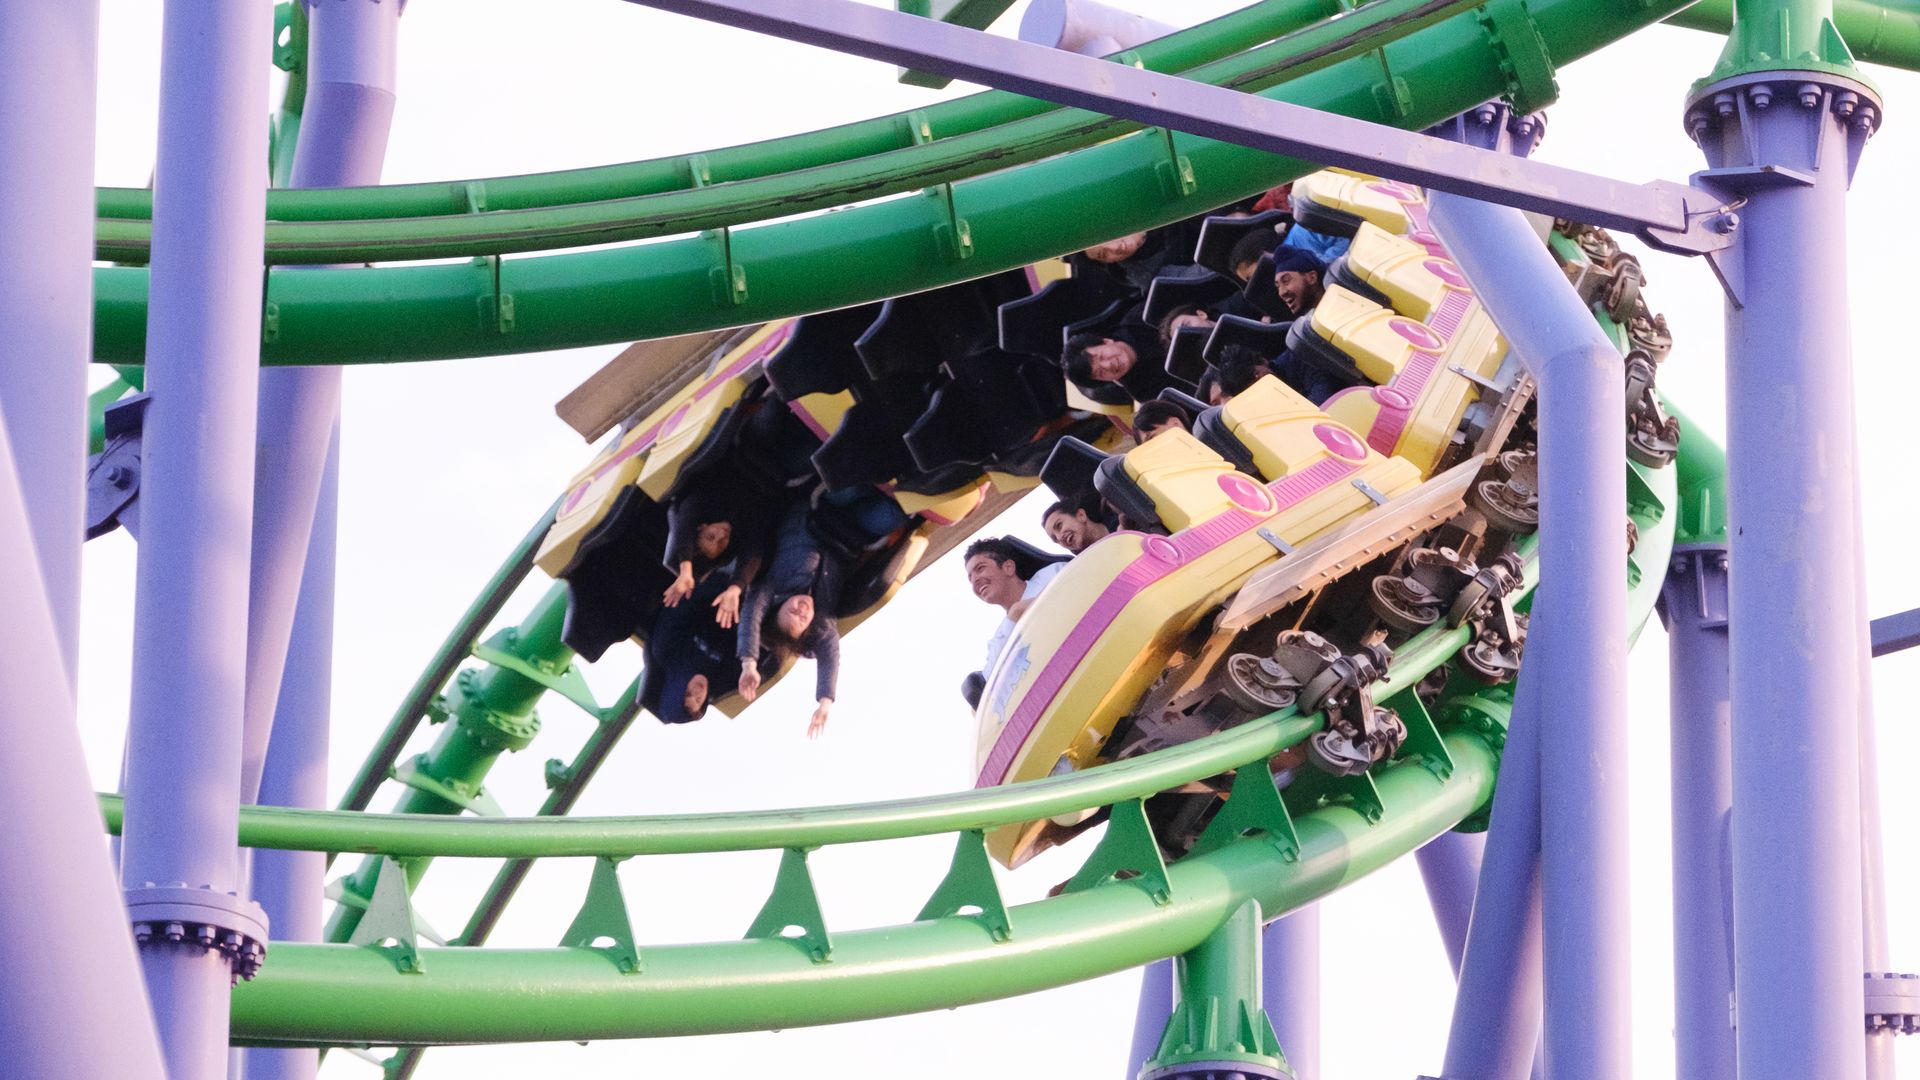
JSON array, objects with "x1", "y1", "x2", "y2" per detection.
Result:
[
  {"x1": 662, "y1": 569, "x2": 696, "y2": 607},
  {"x1": 713, "y1": 584, "x2": 743, "y2": 629},
  {"x1": 808, "y1": 698, "x2": 833, "y2": 740},
  {"x1": 738, "y1": 661, "x2": 762, "y2": 702}
]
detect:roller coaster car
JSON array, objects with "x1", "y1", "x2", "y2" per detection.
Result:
[
  {"x1": 973, "y1": 174, "x2": 1544, "y2": 869},
  {"x1": 535, "y1": 272, "x2": 1122, "y2": 708}
]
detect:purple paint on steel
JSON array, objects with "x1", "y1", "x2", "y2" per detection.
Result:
[
  {"x1": 1438, "y1": 681, "x2": 1542, "y2": 1080},
  {"x1": 1262, "y1": 905, "x2": 1320, "y2": 1080},
  {"x1": 0, "y1": 274, "x2": 168, "y2": 1080},
  {"x1": 119, "y1": 0, "x2": 275, "y2": 1074},
  {"x1": 1129, "y1": 958, "x2": 1174, "y2": 1077},
  {"x1": 246, "y1": 427, "x2": 343, "y2": 1080},
  {"x1": 1848, "y1": 420, "x2": 1894, "y2": 1078},
  {"x1": 1414, "y1": 830, "x2": 1485, "y2": 976},
  {"x1": 246, "y1": 7, "x2": 397, "y2": 1075},
  {"x1": 1429, "y1": 139, "x2": 1631, "y2": 1080},
  {"x1": 1018, "y1": 0, "x2": 1173, "y2": 56},
  {"x1": 242, "y1": 0, "x2": 400, "y2": 807},
  {"x1": 627, "y1": 0, "x2": 1733, "y2": 254},
  {"x1": 1687, "y1": 68, "x2": 1878, "y2": 1080},
  {"x1": 0, "y1": 0, "x2": 98, "y2": 683},
  {"x1": 1658, "y1": 546, "x2": 1736, "y2": 1080}
]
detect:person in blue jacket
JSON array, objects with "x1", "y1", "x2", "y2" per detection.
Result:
[{"x1": 735, "y1": 499, "x2": 846, "y2": 739}]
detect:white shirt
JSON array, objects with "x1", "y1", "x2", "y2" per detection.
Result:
[{"x1": 983, "y1": 561, "x2": 1064, "y2": 675}]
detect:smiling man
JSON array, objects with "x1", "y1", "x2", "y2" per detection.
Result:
[
  {"x1": 965, "y1": 537, "x2": 1066, "y2": 674},
  {"x1": 1270, "y1": 247, "x2": 1327, "y2": 318}
]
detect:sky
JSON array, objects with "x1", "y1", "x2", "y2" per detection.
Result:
[{"x1": 77, "y1": 2, "x2": 1920, "y2": 1077}]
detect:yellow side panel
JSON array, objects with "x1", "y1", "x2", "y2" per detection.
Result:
[
  {"x1": 1294, "y1": 170, "x2": 1419, "y2": 235},
  {"x1": 1310, "y1": 285, "x2": 1415, "y2": 384},
  {"x1": 1345, "y1": 222, "x2": 1464, "y2": 320},
  {"x1": 894, "y1": 479, "x2": 987, "y2": 526},
  {"x1": 1120, "y1": 429, "x2": 1239, "y2": 532},
  {"x1": 1216, "y1": 376, "x2": 1333, "y2": 482},
  {"x1": 535, "y1": 430, "x2": 650, "y2": 576},
  {"x1": 635, "y1": 378, "x2": 749, "y2": 501}
]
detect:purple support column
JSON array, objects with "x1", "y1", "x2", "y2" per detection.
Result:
[
  {"x1": 0, "y1": 445, "x2": 169, "y2": 1080},
  {"x1": 118, "y1": 1, "x2": 274, "y2": 1076},
  {"x1": 1848, "y1": 432, "x2": 1894, "y2": 1078},
  {"x1": 1659, "y1": 545, "x2": 1735, "y2": 1080},
  {"x1": 0, "y1": 0, "x2": 98, "y2": 682},
  {"x1": 241, "y1": 0, "x2": 399, "y2": 805},
  {"x1": 1262, "y1": 905, "x2": 1320, "y2": 1080},
  {"x1": 245, "y1": 429, "x2": 341, "y2": 1080},
  {"x1": 1416, "y1": 831, "x2": 1486, "y2": 976},
  {"x1": 1684, "y1": 67, "x2": 1878, "y2": 1080},
  {"x1": 1428, "y1": 104, "x2": 1630, "y2": 1080},
  {"x1": 1129, "y1": 959, "x2": 1175, "y2": 1077},
  {"x1": 1018, "y1": 0, "x2": 1172, "y2": 56},
  {"x1": 1439, "y1": 680, "x2": 1543, "y2": 1080}
]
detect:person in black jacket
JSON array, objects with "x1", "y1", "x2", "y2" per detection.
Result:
[{"x1": 735, "y1": 500, "x2": 846, "y2": 738}]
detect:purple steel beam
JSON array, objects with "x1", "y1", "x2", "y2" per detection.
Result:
[
  {"x1": 245, "y1": 6, "x2": 397, "y2": 1076},
  {"x1": 1438, "y1": 679, "x2": 1543, "y2": 1080},
  {"x1": 0, "y1": 0, "x2": 98, "y2": 683},
  {"x1": 626, "y1": 0, "x2": 1736, "y2": 255},
  {"x1": 1415, "y1": 831, "x2": 1486, "y2": 976},
  {"x1": 241, "y1": 0, "x2": 399, "y2": 806},
  {"x1": 1686, "y1": 69, "x2": 1878, "y2": 1080},
  {"x1": 118, "y1": 0, "x2": 274, "y2": 1076},
  {"x1": 1429, "y1": 163, "x2": 1631, "y2": 1080},
  {"x1": 1129, "y1": 958, "x2": 1175, "y2": 1076},
  {"x1": 1848, "y1": 425, "x2": 1895, "y2": 1078},
  {"x1": 1262, "y1": 905, "x2": 1321, "y2": 1080},
  {"x1": 1659, "y1": 547, "x2": 1735, "y2": 1080}
]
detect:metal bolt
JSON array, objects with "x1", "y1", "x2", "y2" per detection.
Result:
[
  {"x1": 1713, "y1": 91, "x2": 1737, "y2": 118},
  {"x1": 1711, "y1": 211, "x2": 1740, "y2": 235},
  {"x1": 106, "y1": 464, "x2": 132, "y2": 488},
  {"x1": 1748, "y1": 85, "x2": 1773, "y2": 109},
  {"x1": 1834, "y1": 91, "x2": 1859, "y2": 118},
  {"x1": 1799, "y1": 84, "x2": 1823, "y2": 109}
]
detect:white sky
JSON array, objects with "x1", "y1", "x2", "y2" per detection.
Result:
[{"x1": 77, "y1": 2, "x2": 1920, "y2": 1077}]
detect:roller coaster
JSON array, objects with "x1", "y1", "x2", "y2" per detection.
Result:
[{"x1": 4, "y1": 1, "x2": 1917, "y2": 1079}]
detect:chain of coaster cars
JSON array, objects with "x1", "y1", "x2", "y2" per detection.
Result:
[{"x1": 535, "y1": 168, "x2": 1678, "y2": 869}]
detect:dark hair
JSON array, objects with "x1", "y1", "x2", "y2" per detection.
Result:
[
  {"x1": 1062, "y1": 331, "x2": 1105, "y2": 386},
  {"x1": 1227, "y1": 229, "x2": 1275, "y2": 276},
  {"x1": 761, "y1": 594, "x2": 832, "y2": 660},
  {"x1": 1132, "y1": 399, "x2": 1193, "y2": 435},
  {"x1": 964, "y1": 536, "x2": 1023, "y2": 569},
  {"x1": 1154, "y1": 303, "x2": 1207, "y2": 346},
  {"x1": 1218, "y1": 357, "x2": 1274, "y2": 399},
  {"x1": 1196, "y1": 368, "x2": 1223, "y2": 405}
]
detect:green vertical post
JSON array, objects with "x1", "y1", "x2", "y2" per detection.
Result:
[
  {"x1": 1701, "y1": 0, "x2": 1864, "y2": 84},
  {"x1": 324, "y1": 583, "x2": 574, "y2": 941},
  {"x1": 1143, "y1": 899, "x2": 1290, "y2": 1080}
]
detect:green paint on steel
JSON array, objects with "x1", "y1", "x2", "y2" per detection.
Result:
[
  {"x1": 896, "y1": 0, "x2": 1021, "y2": 88},
  {"x1": 96, "y1": 0, "x2": 1348, "y2": 226},
  {"x1": 1668, "y1": 0, "x2": 1920, "y2": 72},
  {"x1": 1696, "y1": 0, "x2": 1873, "y2": 86},
  {"x1": 915, "y1": 830, "x2": 1013, "y2": 941},
  {"x1": 558, "y1": 857, "x2": 643, "y2": 975},
  {"x1": 324, "y1": 584, "x2": 574, "y2": 942},
  {"x1": 228, "y1": 726, "x2": 1499, "y2": 1046},
  {"x1": 1147, "y1": 898, "x2": 1289, "y2": 1076},
  {"x1": 1668, "y1": 401, "x2": 1730, "y2": 547},
  {"x1": 93, "y1": 0, "x2": 1483, "y2": 267},
  {"x1": 90, "y1": 0, "x2": 1703, "y2": 365},
  {"x1": 743, "y1": 848, "x2": 834, "y2": 963}
]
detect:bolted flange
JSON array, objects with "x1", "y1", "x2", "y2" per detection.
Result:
[{"x1": 126, "y1": 883, "x2": 269, "y2": 984}]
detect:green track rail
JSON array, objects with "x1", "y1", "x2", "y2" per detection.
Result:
[{"x1": 91, "y1": 0, "x2": 1701, "y2": 366}]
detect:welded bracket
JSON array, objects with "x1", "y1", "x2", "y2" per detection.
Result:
[
  {"x1": 916, "y1": 829, "x2": 1013, "y2": 941},
  {"x1": 390, "y1": 757, "x2": 505, "y2": 817},
  {"x1": 348, "y1": 857, "x2": 426, "y2": 974},
  {"x1": 689, "y1": 154, "x2": 750, "y2": 306},
  {"x1": 1191, "y1": 763, "x2": 1299, "y2": 862},
  {"x1": 1286, "y1": 764, "x2": 1385, "y2": 825},
  {"x1": 472, "y1": 632, "x2": 616, "y2": 722},
  {"x1": 472, "y1": 254, "x2": 515, "y2": 334},
  {"x1": 560, "y1": 857, "x2": 642, "y2": 974},
  {"x1": 1384, "y1": 687, "x2": 1455, "y2": 780},
  {"x1": 745, "y1": 848, "x2": 833, "y2": 962},
  {"x1": 85, "y1": 392, "x2": 151, "y2": 541},
  {"x1": 1062, "y1": 798, "x2": 1172, "y2": 904}
]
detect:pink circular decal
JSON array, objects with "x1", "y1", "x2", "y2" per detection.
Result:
[
  {"x1": 1217, "y1": 472, "x2": 1274, "y2": 513},
  {"x1": 1372, "y1": 386, "x2": 1415, "y2": 411},
  {"x1": 1143, "y1": 535, "x2": 1182, "y2": 564},
  {"x1": 1424, "y1": 258, "x2": 1469, "y2": 289},
  {"x1": 1389, "y1": 318, "x2": 1445, "y2": 350},
  {"x1": 1314, "y1": 423, "x2": 1369, "y2": 461},
  {"x1": 1367, "y1": 180, "x2": 1417, "y2": 201}
]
